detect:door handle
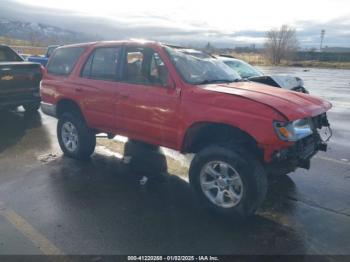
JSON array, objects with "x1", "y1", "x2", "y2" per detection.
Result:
[{"x1": 75, "y1": 87, "x2": 83, "y2": 92}]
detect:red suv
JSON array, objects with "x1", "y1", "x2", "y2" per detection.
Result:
[{"x1": 41, "y1": 41, "x2": 332, "y2": 218}]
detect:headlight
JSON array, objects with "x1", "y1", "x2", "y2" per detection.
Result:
[{"x1": 274, "y1": 118, "x2": 313, "y2": 141}]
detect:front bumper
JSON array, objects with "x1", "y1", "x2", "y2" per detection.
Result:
[{"x1": 266, "y1": 113, "x2": 331, "y2": 175}]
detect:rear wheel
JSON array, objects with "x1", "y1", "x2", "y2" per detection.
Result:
[
  {"x1": 24, "y1": 102, "x2": 40, "y2": 113},
  {"x1": 57, "y1": 113, "x2": 96, "y2": 159},
  {"x1": 189, "y1": 144, "x2": 267, "y2": 218}
]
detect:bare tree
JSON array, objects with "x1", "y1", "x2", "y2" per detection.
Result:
[{"x1": 265, "y1": 25, "x2": 299, "y2": 64}]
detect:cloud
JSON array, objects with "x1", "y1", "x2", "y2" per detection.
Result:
[
  {"x1": 295, "y1": 17, "x2": 350, "y2": 47},
  {"x1": 1, "y1": 0, "x2": 349, "y2": 48}
]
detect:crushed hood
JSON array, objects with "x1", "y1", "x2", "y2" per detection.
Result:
[
  {"x1": 249, "y1": 74, "x2": 302, "y2": 90},
  {"x1": 202, "y1": 81, "x2": 332, "y2": 120}
]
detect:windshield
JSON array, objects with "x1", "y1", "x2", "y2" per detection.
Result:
[
  {"x1": 165, "y1": 47, "x2": 241, "y2": 85},
  {"x1": 223, "y1": 59, "x2": 262, "y2": 78}
]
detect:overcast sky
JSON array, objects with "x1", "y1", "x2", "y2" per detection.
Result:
[{"x1": 2, "y1": 0, "x2": 350, "y2": 47}]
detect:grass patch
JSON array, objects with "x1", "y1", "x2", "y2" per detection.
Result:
[
  {"x1": 223, "y1": 52, "x2": 350, "y2": 69},
  {"x1": 0, "y1": 36, "x2": 32, "y2": 46}
]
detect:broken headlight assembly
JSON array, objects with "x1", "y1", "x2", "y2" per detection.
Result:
[{"x1": 273, "y1": 118, "x2": 313, "y2": 142}]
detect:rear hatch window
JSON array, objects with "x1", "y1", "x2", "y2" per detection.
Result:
[
  {"x1": 0, "y1": 46, "x2": 23, "y2": 62},
  {"x1": 47, "y1": 47, "x2": 84, "y2": 76}
]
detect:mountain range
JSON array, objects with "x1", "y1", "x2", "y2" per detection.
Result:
[{"x1": 0, "y1": 18, "x2": 94, "y2": 45}]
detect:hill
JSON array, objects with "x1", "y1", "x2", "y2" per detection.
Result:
[{"x1": 0, "y1": 18, "x2": 92, "y2": 46}]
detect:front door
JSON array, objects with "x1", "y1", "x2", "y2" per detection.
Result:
[{"x1": 116, "y1": 46, "x2": 180, "y2": 148}]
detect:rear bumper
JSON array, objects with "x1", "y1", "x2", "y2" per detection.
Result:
[
  {"x1": 41, "y1": 102, "x2": 57, "y2": 117},
  {"x1": 0, "y1": 94, "x2": 41, "y2": 109}
]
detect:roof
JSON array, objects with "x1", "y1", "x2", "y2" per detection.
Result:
[{"x1": 58, "y1": 39, "x2": 164, "y2": 49}]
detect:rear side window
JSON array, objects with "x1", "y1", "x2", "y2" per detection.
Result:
[
  {"x1": 47, "y1": 47, "x2": 84, "y2": 76},
  {"x1": 81, "y1": 47, "x2": 121, "y2": 81}
]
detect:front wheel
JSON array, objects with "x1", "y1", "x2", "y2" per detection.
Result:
[
  {"x1": 189, "y1": 144, "x2": 267, "y2": 218},
  {"x1": 57, "y1": 113, "x2": 96, "y2": 159}
]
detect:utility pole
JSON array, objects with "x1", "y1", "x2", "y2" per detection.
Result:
[{"x1": 320, "y1": 29, "x2": 325, "y2": 52}]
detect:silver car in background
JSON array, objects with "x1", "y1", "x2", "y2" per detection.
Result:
[{"x1": 218, "y1": 55, "x2": 309, "y2": 93}]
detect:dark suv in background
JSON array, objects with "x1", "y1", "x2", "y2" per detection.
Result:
[{"x1": 0, "y1": 45, "x2": 42, "y2": 113}]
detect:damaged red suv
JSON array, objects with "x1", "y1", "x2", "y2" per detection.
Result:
[{"x1": 40, "y1": 41, "x2": 332, "y2": 218}]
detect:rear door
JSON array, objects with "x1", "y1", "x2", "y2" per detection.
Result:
[
  {"x1": 115, "y1": 45, "x2": 180, "y2": 148},
  {"x1": 72, "y1": 46, "x2": 122, "y2": 132}
]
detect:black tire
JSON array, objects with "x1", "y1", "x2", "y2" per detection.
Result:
[
  {"x1": 189, "y1": 144, "x2": 267, "y2": 218},
  {"x1": 57, "y1": 112, "x2": 96, "y2": 160},
  {"x1": 24, "y1": 102, "x2": 40, "y2": 113}
]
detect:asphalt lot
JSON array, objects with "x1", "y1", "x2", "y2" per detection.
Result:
[{"x1": 0, "y1": 67, "x2": 350, "y2": 255}]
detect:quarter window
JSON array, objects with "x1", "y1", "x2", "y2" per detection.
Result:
[{"x1": 47, "y1": 47, "x2": 84, "y2": 76}]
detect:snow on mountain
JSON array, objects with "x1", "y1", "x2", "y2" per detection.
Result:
[{"x1": 0, "y1": 18, "x2": 92, "y2": 45}]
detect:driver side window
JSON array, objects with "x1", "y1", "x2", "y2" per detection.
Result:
[
  {"x1": 123, "y1": 47, "x2": 168, "y2": 87},
  {"x1": 150, "y1": 52, "x2": 168, "y2": 86}
]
